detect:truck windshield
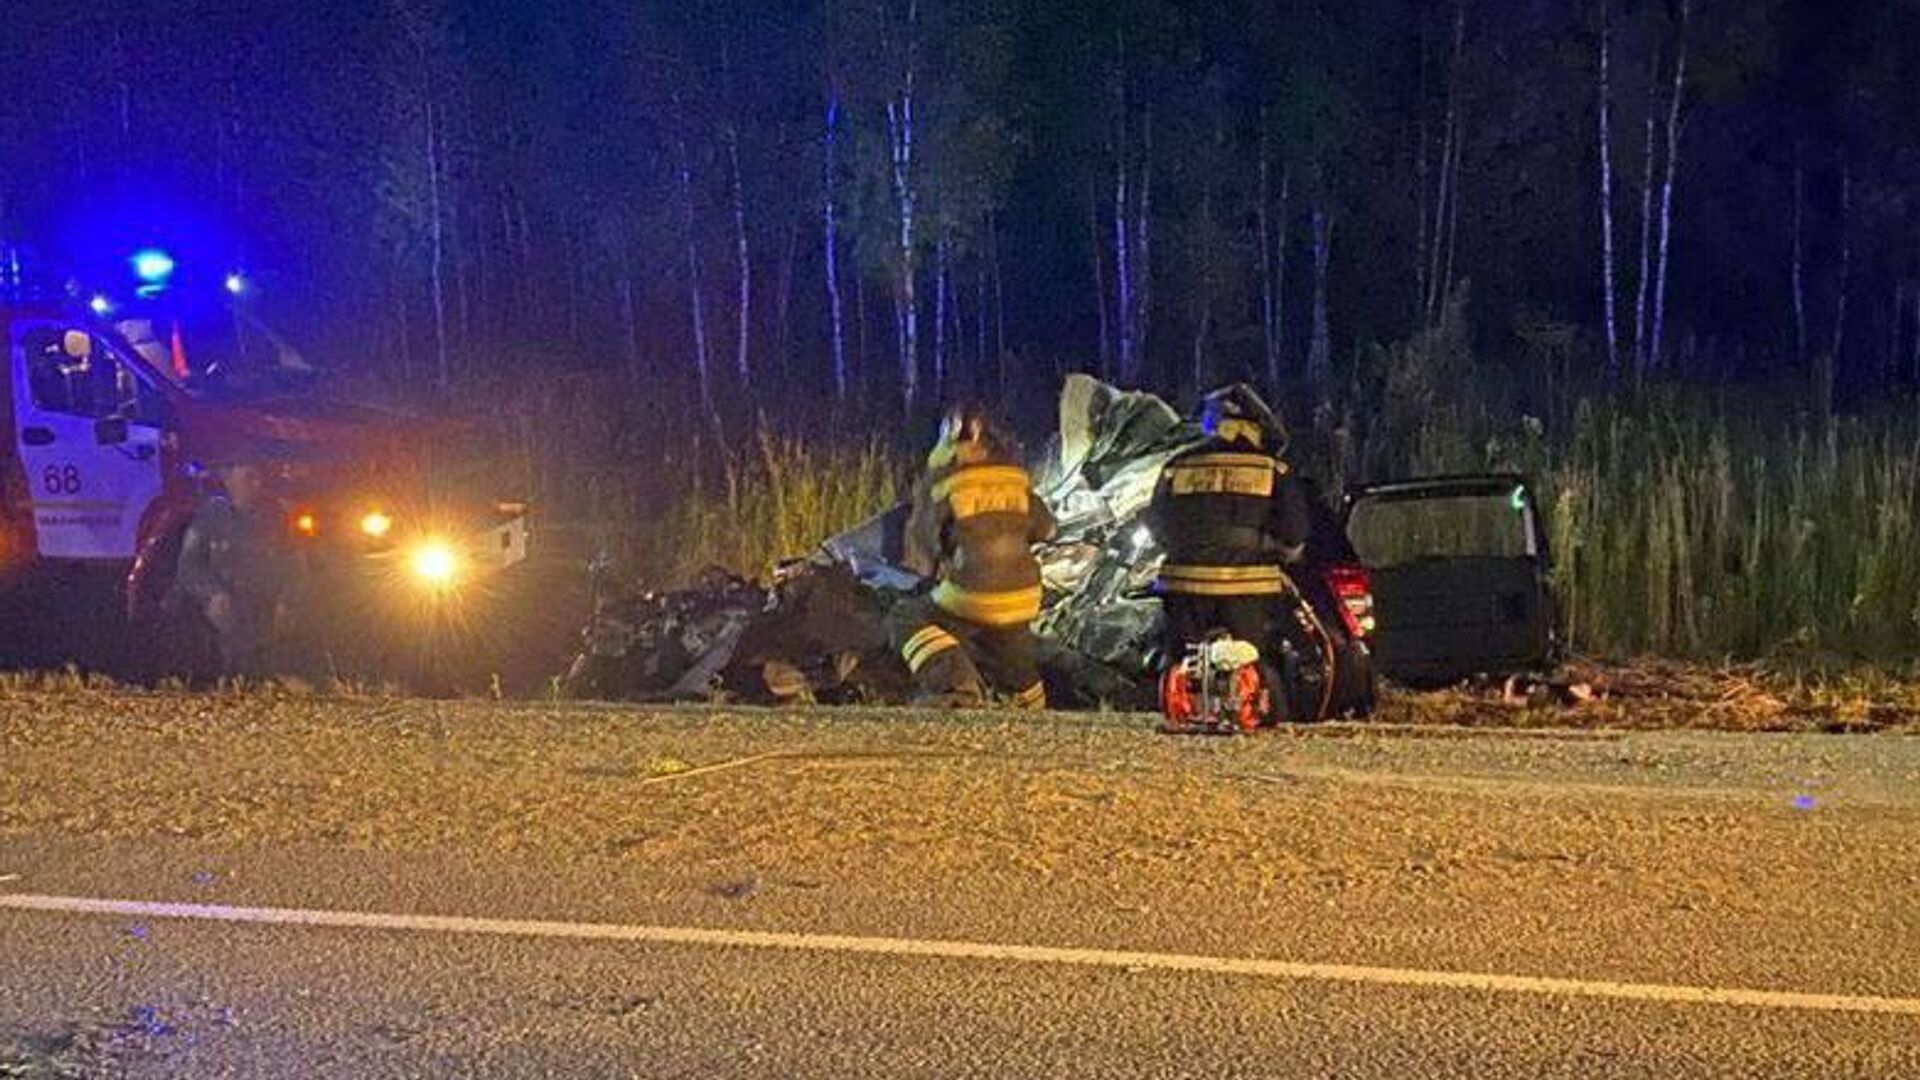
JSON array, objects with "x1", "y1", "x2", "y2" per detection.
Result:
[{"x1": 115, "y1": 304, "x2": 316, "y2": 400}]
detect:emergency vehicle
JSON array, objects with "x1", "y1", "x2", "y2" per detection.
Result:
[{"x1": 0, "y1": 246, "x2": 528, "y2": 676}]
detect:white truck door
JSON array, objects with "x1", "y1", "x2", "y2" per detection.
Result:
[{"x1": 10, "y1": 322, "x2": 164, "y2": 561}]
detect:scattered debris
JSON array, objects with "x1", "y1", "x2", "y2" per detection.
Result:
[
  {"x1": 634, "y1": 750, "x2": 788, "y2": 787},
  {"x1": 1381, "y1": 658, "x2": 1920, "y2": 733},
  {"x1": 706, "y1": 878, "x2": 758, "y2": 901}
]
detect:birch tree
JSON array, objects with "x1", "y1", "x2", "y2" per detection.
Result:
[
  {"x1": 1646, "y1": 0, "x2": 1691, "y2": 375},
  {"x1": 379, "y1": 0, "x2": 462, "y2": 390},
  {"x1": 822, "y1": 64, "x2": 850, "y2": 401},
  {"x1": 1256, "y1": 121, "x2": 1288, "y2": 395},
  {"x1": 1595, "y1": 0, "x2": 1620, "y2": 377},
  {"x1": 883, "y1": 0, "x2": 922, "y2": 411},
  {"x1": 1307, "y1": 205, "x2": 1333, "y2": 388},
  {"x1": 725, "y1": 123, "x2": 752, "y2": 388},
  {"x1": 672, "y1": 123, "x2": 718, "y2": 428}
]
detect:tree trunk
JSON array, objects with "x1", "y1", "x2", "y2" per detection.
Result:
[
  {"x1": 1192, "y1": 171, "x2": 1214, "y2": 391},
  {"x1": 1089, "y1": 178, "x2": 1112, "y2": 378},
  {"x1": 1308, "y1": 206, "x2": 1333, "y2": 389},
  {"x1": 1647, "y1": 0, "x2": 1690, "y2": 375},
  {"x1": 393, "y1": 253, "x2": 413, "y2": 383},
  {"x1": 565, "y1": 219, "x2": 582, "y2": 348},
  {"x1": 979, "y1": 265, "x2": 995, "y2": 402},
  {"x1": 1414, "y1": 5, "x2": 1431, "y2": 319},
  {"x1": 774, "y1": 219, "x2": 797, "y2": 386},
  {"x1": 855, "y1": 269, "x2": 869, "y2": 390},
  {"x1": 1257, "y1": 124, "x2": 1278, "y2": 393},
  {"x1": 1824, "y1": 161, "x2": 1850, "y2": 419},
  {"x1": 1439, "y1": 113, "x2": 1463, "y2": 322},
  {"x1": 1112, "y1": 127, "x2": 1134, "y2": 380},
  {"x1": 933, "y1": 229, "x2": 950, "y2": 393},
  {"x1": 990, "y1": 207, "x2": 1007, "y2": 385},
  {"x1": 1135, "y1": 107, "x2": 1154, "y2": 383},
  {"x1": 425, "y1": 99, "x2": 450, "y2": 391},
  {"x1": 1596, "y1": 0, "x2": 1619, "y2": 378},
  {"x1": 949, "y1": 246, "x2": 966, "y2": 392},
  {"x1": 1425, "y1": 0, "x2": 1466, "y2": 326},
  {"x1": 674, "y1": 130, "x2": 717, "y2": 428},
  {"x1": 726, "y1": 126, "x2": 752, "y2": 388},
  {"x1": 1911, "y1": 277, "x2": 1920, "y2": 389},
  {"x1": 822, "y1": 86, "x2": 848, "y2": 401},
  {"x1": 1632, "y1": 103, "x2": 1656, "y2": 376},
  {"x1": 886, "y1": 0, "x2": 921, "y2": 412},
  {"x1": 451, "y1": 193, "x2": 471, "y2": 362},
  {"x1": 1889, "y1": 280, "x2": 1905, "y2": 392},
  {"x1": 620, "y1": 259, "x2": 641, "y2": 392},
  {"x1": 1791, "y1": 152, "x2": 1807, "y2": 370}
]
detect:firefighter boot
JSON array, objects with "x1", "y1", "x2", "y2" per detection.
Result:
[
  {"x1": 1008, "y1": 682, "x2": 1048, "y2": 711},
  {"x1": 901, "y1": 625, "x2": 988, "y2": 708}
]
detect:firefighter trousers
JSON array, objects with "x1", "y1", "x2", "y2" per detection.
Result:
[
  {"x1": 1162, "y1": 593, "x2": 1282, "y2": 659},
  {"x1": 888, "y1": 594, "x2": 1046, "y2": 709}
]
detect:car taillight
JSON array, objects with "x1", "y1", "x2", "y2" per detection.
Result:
[{"x1": 1325, "y1": 564, "x2": 1376, "y2": 639}]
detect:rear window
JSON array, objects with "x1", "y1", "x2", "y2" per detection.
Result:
[{"x1": 1347, "y1": 490, "x2": 1536, "y2": 567}]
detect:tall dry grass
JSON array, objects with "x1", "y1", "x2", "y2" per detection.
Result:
[
  {"x1": 471, "y1": 357, "x2": 1917, "y2": 665},
  {"x1": 1543, "y1": 399, "x2": 1920, "y2": 662},
  {"x1": 633, "y1": 431, "x2": 901, "y2": 584}
]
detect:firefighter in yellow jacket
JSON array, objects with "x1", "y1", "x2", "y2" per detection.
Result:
[
  {"x1": 1145, "y1": 386, "x2": 1313, "y2": 670},
  {"x1": 891, "y1": 404, "x2": 1057, "y2": 709}
]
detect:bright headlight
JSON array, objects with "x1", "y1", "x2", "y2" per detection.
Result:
[
  {"x1": 360, "y1": 511, "x2": 394, "y2": 539},
  {"x1": 408, "y1": 540, "x2": 461, "y2": 588}
]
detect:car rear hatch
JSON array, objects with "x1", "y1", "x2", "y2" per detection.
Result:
[{"x1": 1342, "y1": 474, "x2": 1554, "y2": 685}]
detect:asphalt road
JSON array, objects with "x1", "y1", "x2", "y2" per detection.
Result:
[{"x1": 2, "y1": 692, "x2": 1918, "y2": 1077}]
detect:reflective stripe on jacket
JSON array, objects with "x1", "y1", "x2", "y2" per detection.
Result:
[
  {"x1": 1146, "y1": 437, "x2": 1311, "y2": 597},
  {"x1": 904, "y1": 446, "x2": 1056, "y2": 628}
]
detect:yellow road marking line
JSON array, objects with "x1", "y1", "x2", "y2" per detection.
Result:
[{"x1": 3, "y1": 892, "x2": 1916, "y2": 1016}]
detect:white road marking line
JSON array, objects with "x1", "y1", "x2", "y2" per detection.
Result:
[{"x1": 3, "y1": 892, "x2": 1916, "y2": 1017}]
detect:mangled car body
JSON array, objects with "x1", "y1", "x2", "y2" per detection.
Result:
[{"x1": 563, "y1": 376, "x2": 1556, "y2": 715}]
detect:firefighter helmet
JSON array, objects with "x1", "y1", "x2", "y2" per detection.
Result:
[
  {"x1": 1197, "y1": 384, "x2": 1287, "y2": 452},
  {"x1": 930, "y1": 402, "x2": 1012, "y2": 466}
]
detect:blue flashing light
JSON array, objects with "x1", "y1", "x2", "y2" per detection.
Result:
[
  {"x1": 224, "y1": 272, "x2": 247, "y2": 296},
  {"x1": 89, "y1": 294, "x2": 115, "y2": 316},
  {"x1": 131, "y1": 248, "x2": 176, "y2": 284}
]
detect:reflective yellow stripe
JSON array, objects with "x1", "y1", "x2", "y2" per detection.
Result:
[
  {"x1": 932, "y1": 581, "x2": 1043, "y2": 626},
  {"x1": 1158, "y1": 564, "x2": 1291, "y2": 597},
  {"x1": 1166, "y1": 454, "x2": 1277, "y2": 497},
  {"x1": 932, "y1": 465, "x2": 1031, "y2": 520},
  {"x1": 1159, "y1": 578, "x2": 1288, "y2": 597},
  {"x1": 1159, "y1": 564, "x2": 1286, "y2": 582},
  {"x1": 901, "y1": 625, "x2": 962, "y2": 672},
  {"x1": 1010, "y1": 682, "x2": 1047, "y2": 710},
  {"x1": 1178, "y1": 453, "x2": 1278, "y2": 470}
]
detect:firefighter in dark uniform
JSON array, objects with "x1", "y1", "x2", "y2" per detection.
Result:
[
  {"x1": 172, "y1": 459, "x2": 309, "y2": 679},
  {"x1": 1145, "y1": 386, "x2": 1313, "y2": 684},
  {"x1": 890, "y1": 404, "x2": 1058, "y2": 709}
]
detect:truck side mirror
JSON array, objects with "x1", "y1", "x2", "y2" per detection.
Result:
[{"x1": 94, "y1": 416, "x2": 129, "y2": 446}]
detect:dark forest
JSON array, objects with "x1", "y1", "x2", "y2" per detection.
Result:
[
  {"x1": 5, "y1": 1, "x2": 1920, "y2": 660},
  {"x1": 6, "y1": 0, "x2": 1917, "y2": 422}
]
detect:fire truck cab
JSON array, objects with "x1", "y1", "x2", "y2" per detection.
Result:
[{"x1": 0, "y1": 253, "x2": 529, "y2": 678}]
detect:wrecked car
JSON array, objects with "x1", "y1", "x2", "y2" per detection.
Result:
[{"x1": 561, "y1": 376, "x2": 1555, "y2": 715}]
